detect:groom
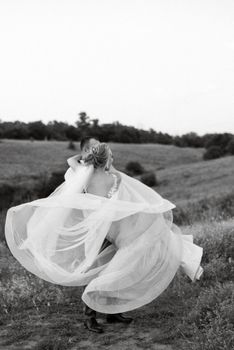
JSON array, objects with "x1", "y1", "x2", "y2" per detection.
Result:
[{"x1": 77, "y1": 136, "x2": 133, "y2": 333}]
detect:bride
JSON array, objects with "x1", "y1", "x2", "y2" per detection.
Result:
[{"x1": 5, "y1": 140, "x2": 204, "y2": 333}]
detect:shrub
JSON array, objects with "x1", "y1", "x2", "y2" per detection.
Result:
[
  {"x1": 0, "y1": 183, "x2": 32, "y2": 212},
  {"x1": 0, "y1": 184, "x2": 15, "y2": 210},
  {"x1": 36, "y1": 171, "x2": 65, "y2": 198},
  {"x1": 125, "y1": 161, "x2": 145, "y2": 175},
  {"x1": 203, "y1": 146, "x2": 224, "y2": 160},
  {"x1": 140, "y1": 171, "x2": 158, "y2": 187},
  {"x1": 67, "y1": 140, "x2": 76, "y2": 150}
]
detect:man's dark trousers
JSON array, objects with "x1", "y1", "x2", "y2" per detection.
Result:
[{"x1": 83, "y1": 238, "x2": 112, "y2": 318}]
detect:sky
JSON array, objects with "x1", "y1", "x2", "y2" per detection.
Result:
[{"x1": 0, "y1": 0, "x2": 234, "y2": 136}]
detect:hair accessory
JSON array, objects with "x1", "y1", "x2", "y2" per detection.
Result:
[{"x1": 83, "y1": 143, "x2": 109, "y2": 168}]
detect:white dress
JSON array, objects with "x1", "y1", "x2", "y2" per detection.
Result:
[{"x1": 5, "y1": 165, "x2": 204, "y2": 314}]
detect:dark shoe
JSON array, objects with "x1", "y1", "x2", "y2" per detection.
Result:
[
  {"x1": 84, "y1": 317, "x2": 104, "y2": 333},
  {"x1": 106, "y1": 313, "x2": 133, "y2": 324}
]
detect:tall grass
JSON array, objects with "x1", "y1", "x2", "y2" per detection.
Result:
[
  {"x1": 150, "y1": 221, "x2": 234, "y2": 350},
  {"x1": 173, "y1": 192, "x2": 234, "y2": 225},
  {"x1": 1, "y1": 218, "x2": 233, "y2": 349}
]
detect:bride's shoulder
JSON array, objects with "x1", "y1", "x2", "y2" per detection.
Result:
[{"x1": 111, "y1": 170, "x2": 122, "y2": 184}]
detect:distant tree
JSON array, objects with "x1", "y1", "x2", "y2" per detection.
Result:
[
  {"x1": 13, "y1": 121, "x2": 29, "y2": 139},
  {"x1": 156, "y1": 132, "x2": 173, "y2": 145},
  {"x1": 27, "y1": 121, "x2": 47, "y2": 140},
  {"x1": 182, "y1": 132, "x2": 203, "y2": 147},
  {"x1": 0, "y1": 114, "x2": 233, "y2": 151},
  {"x1": 205, "y1": 133, "x2": 233, "y2": 151},
  {"x1": 121, "y1": 128, "x2": 136, "y2": 143},
  {"x1": 226, "y1": 137, "x2": 234, "y2": 155},
  {"x1": 91, "y1": 118, "x2": 99, "y2": 128},
  {"x1": 173, "y1": 135, "x2": 184, "y2": 147},
  {"x1": 89, "y1": 118, "x2": 103, "y2": 140},
  {"x1": 101, "y1": 123, "x2": 117, "y2": 142},
  {"x1": 65, "y1": 125, "x2": 80, "y2": 141},
  {"x1": 47, "y1": 121, "x2": 69, "y2": 140},
  {"x1": 76, "y1": 112, "x2": 91, "y2": 137},
  {"x1": 0, "y1": 121, "x2": 29, "y2": 139},
  {"x1": 173, "y1": 132, "x2": 203, "y2": 148},
  {"x1": 143, "y1": 128, "x2": 156, "y2": 143}
]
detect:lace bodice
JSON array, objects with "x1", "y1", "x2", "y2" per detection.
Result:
[
  {"x1": 83, "y1": 173, "x2": 119, "y2": 198},
  {"x1": 106, "y1": 173, "x2": 118, "y2": 198}
]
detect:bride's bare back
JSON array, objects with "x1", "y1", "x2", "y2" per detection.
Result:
[{"x1": 85, "y1": 171, "x2": 120, "y2": 198}]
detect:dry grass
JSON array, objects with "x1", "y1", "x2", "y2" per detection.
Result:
[
  {"x1": 0, "y1": 139, "x2": 234, "y2": 349},
  {"x1": 0, "y1": 220, "x2": 233, "y2": 350},
  {"x1": 156, "y1": 156, "x2": 234, "y2": 204}
]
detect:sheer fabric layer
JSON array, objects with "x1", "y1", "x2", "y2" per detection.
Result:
[{"x1": 5, "y1": 165, "x2": 203, "y2": 313}]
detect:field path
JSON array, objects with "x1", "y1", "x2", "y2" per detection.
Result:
[
  {"x1": 0, "y1": 245, "x2": 178, "y2": 350},
  {"x1": 0, "y1": 322, "x2": 174, "y2": 350},
  {"x1": 0, "y1": 298, "x2": 176, "y2": 350},
  {"x1": 70, "y1": 320, "x2": 174, "y2": 350}
]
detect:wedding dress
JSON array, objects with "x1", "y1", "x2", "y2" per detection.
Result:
[{"x1": 5, "y1": 163, "x2": 203, "y2": 313}]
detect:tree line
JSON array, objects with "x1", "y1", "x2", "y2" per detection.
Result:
[{"x1": 0, "y1": 112, "x2": 233, "y2": 155}]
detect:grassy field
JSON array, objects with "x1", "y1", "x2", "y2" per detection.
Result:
[
  {"x1": 157, "y1": 156, "x2": 234, "y2": 202},
  {"x1": 0, "y1": 139, "x2": 234, "y2": 350},
  {"x1": 0, "y1": 139, "x2": 203, "y2": 184}
]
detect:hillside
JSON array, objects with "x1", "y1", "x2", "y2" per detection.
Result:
[
  {"x1": 0, "y1": 139, "x2": 203, "y2": 184},
  {"x1": 156, "y1": 155, "x2": 234, "y2": 204}
]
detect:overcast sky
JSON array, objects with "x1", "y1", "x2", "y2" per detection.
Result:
[{"x1": 0, "y1": 0, "x2": 233, "y2": 135}]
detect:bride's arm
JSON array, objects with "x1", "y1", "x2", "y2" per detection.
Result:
[{"x1": 67, "y1": 154, "x2": 82, "y2": 170}]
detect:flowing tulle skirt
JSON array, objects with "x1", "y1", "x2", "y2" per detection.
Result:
[{"x1": 5, "y1": 166, "x2": 203, "y2": 313}]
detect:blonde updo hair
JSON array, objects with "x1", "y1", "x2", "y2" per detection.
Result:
[{"x1": 83, "y1": 143, "x2": 110, "y2": 169}]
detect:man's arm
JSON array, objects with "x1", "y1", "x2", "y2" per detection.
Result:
[{"x1": 67, "y1": 154, "x2": 83, "y2": 170}]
